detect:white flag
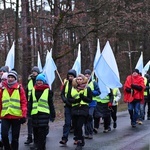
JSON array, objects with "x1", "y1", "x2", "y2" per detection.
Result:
[
  {"x1": 43, "y1": 49, "x2": 57, "y2": 88},
  {"x1": 5, "y1": 41, "x2": 15, "y2": 70},
  {"x1": 72, "y1": 44, "x2": 81, "y2": 75},
  {"x1": 144, "y1": 60, "x2": 150, "y2": 73},
  {"x1": 135, "y1": 52, "x2": 143, "y2": 74},
  {"x1": 94, "y1": 41, "x2": 122, "y2": 98},
  {"x1": 94, "y1": 39, "x2": 101, "y2": 68},
  {"x1": 37, "y1": 51, "x2": 43, "y2": 72}
]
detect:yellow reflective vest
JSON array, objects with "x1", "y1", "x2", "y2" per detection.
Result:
[
  {"x1": 1, "y1": 86, "x2": 22, "y2": 117},
  {"x1": 71, "y1": 87, "x2": 89, "y2": 107},
  {"x1": 144, "y1": 77, "x2": 148, "y2": 96},
  {"x1": 113, "y1": 88, "x2": 118, "y2": 105},
  {"x1": 88, "y1": 81, "x2": 100, "y2": 101},
  {"x1": 31, "y1": 88, "x2": 50, "y2": 115},
  {"x1": 96, "y1": 95, "x2": 110, "y2": 103},
  {"x1": 27, "y1": 80, "x2": 34, "y2": 101},
  {"x1": 64, "y1": 80, "x2": 69, "y2": 97}
]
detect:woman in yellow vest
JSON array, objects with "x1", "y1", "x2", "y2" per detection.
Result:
[
  {"x1": 0, "y1": 70, "x2": 27, "y2": 150},
  {"x1": 111, "y1": 88, "x2": 121, "y2": 128},
  {"x1": 68, "y1": 74, "x2": 92, "y2": 150},
  {"x1": 28, "y1": 73, "x2": 56, "y2": 150}
]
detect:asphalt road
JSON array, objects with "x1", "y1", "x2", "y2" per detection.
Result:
[{"x1": 19, "y1": 110, "x2": 150, "y2": 150}]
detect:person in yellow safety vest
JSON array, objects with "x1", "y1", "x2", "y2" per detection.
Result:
[
  {"x1": 110, "y1": 88, "x2": 121, "y2": 128},
  {"x1": 24, "y1": 66, "x2": 40, "y2": 145},
  {"x1": 84, "y1": 69, "x2": 101, "y2": 139},
  {"x1": 0, "y1": 70, "x2": 27, "y2": 150},
  {"x1": 28, "y1": 73, "x2": 56, "y2": 150},
  {"x1": 93, "y1": 88, "x2": 113, "y2": 133},
  {"x1": 144, "y1": 73, "x2": 150, "y2": 120},
  {"x1": 68, "y1": 74, "x2": 92, "y2": 150},
  {"x1": 59, "y1": 69, "x2": 77, "y2": 145}
]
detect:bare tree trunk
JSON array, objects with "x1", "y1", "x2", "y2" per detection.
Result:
[
  {"x1": 14, "y1": 0, "x2": 20, "y2": 73},
  {"x1": 21, "y1": 0, "x2": 31, "y2": 86}
]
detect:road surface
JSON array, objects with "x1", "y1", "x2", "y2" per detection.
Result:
[{"x1": 19, "y1": 110, "x2": 150, "y2": 150}]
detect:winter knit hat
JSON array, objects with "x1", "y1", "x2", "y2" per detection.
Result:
[
  {"x1": 0, "y1": 66, "x2": 8, "y2": 72},
  {"x1": 8, "y1": 70, "x2": 18, "y2": 80},
  {"x1": 84, "y1": 69, "x2": 92, "y2": 75},
  {"x1": 1, "y1": 72, "x2": 8, "y2": 80},
  {"x1": 36, "y1": 73, "x2": 46, "y2": 83},
  {"x1": 133, "y1": 69, "x2": 139, "y2": 74},
  {"x1": 32, "y1": 66, "x2": 40, "y2": 74},
  {"x1": 67, "y1": 69, "x2": 77, "y2": 78}
]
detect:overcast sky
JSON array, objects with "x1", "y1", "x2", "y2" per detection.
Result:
[{"x1": 0, "y1": 0, "x2": 50, "y2": 12}]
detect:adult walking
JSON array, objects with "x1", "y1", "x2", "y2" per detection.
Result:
[
  {"x1": 84, "y1": 69, "x2": 100, "y2": 139},
  {"x1": 124, "y1": 69, "x2": 145, "y2": 127},
  {"x1": 24, "y1": 66, "x2": 40, "y2": 145},
  {"x1": 0, "y1": 70, "x2": 27, "y2": 150},
  {"x1": 111, "y1": 88, "x2": 121, "y2": 128},
  {"x1": 68, "y1": 74, "x2": 92, "y2": 150},
  {"x1": 59, "y1": 69, "x2": 77, "y2": 145},
  {"x1": 143, "y1": 73, "x2": 150, "y2": 120},
  {"x1": 29, "y1": 73, "x2": 56, "y2": 150}
]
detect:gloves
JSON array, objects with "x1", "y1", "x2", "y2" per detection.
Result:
[
  {"x1": 125, "y1": 87, "x2": 132, "y2": 93},
  {"x1": 49, "y1": 115, "x2": 55, "y2": 122},
  {"x1": 108, "y1": 102, "x2": 112, "y2": 107},
  {"x1": 20, "y1": 117, "x2": 26, "y2": 124},
  {"x1": 131, "y1": 84, "x2": 142, "y2": 91},
  {"x1": 80, "y1": 93, "x2": 85, "y2": 99},
  {"x1": 92, "y1": 90, "x2": 98, "y2": 96},
  {"x1": 68, "y1": 98, "x2": 76, "y2": 103},
  {"x1": 65, "y1": 99, "x2": 72, "y2": 106},
  {"x1": 76, "y1": 98, "x2": 81, "y2": 103}
]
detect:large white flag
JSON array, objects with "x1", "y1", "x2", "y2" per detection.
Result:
[
  {"x1": 43, "y1": 50, "x2": 57, "y2": 88},
  {"x1": 72, "y1": 44, "x2": 81, "y2": 75},
  {"x1": 37, "y1": 51, "x2": 43, "y2": 72},
  {"x1": 94, "y1": 39, "x2": 101, "y2": 68},
  {"x1": 5, "y1": 41, "x2": 15, "y2": 70},
  {"x1": 144, "y1": 60, "x2": 150, "y2": 73},
  {"x1": 135, "y1": 52, "x2": 143, "y2": 74},
  {"x1": 94, "y1": 41, "x2": 122, "y2": 98}
]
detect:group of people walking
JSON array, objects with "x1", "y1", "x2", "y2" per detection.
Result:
[
  {"x1": 0, "y1": 66, "x2": 56, "y2": 150},
  {"x1": 0, "y1": 65, "x2": 149, "y2": 150},
  {"x1": 59, "y1": 69, "x2": 122, "y2": 150}
]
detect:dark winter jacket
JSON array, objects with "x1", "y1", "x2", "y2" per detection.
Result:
[
  {"x1": 71, "y1": 87, "x2": 92, "y2": 117},
  {"x1": 29, "y1": 84, "x2": 56, "y2": 127},
  {"x1": 61, "y1": 69, "x2": 77, "y2": 107}
]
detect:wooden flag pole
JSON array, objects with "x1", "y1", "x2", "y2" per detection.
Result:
[{"x1": 56, "y1": 70, "x2": 64, "y2": 85}]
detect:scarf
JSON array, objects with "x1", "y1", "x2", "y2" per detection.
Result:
[
  {"x1": 76, "y1": 83, "x2": 87, "y2": 91},
  {"x1": 7, "y1": 80, "x2": 17, "y2": 88}
]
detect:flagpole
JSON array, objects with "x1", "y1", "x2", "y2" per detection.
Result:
[
  {"x1": 56, "y1": 70, "x2": 64, "y2": 85},
  {"x1": 122, "y1": 41, "x2": 138, "y2": 77},
  {"x1": 122, "y1": 41, "x2": 138, "y2": 97}
]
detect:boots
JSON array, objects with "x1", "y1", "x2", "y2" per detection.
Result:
[
  {"x1": 24, "y1": 137, "x2": 33, "y2": 145},
  {"x1": 75, "y1": 141, "x2": 82, "y2": 150}
]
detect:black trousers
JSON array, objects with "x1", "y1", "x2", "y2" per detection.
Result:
[
  {"x1": 33, "y1": 126, "x2": 48, "y2": 150},
  {"x1": 111, "y1": 105, "x2": 117, "y2": 122},
  {"x1": 1, "y1": 119, "x2": 21, "y2": 150},
  {"x1": 72, "y1": 115, "x2": 86, "y2": 142}
]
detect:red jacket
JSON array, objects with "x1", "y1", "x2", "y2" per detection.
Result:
[
  {"x1": 0, "y1": 81, "x2": 27, "y2": 119},
  {"x1": 123, "y1": 74, "x2": 145, "y2": 103}
]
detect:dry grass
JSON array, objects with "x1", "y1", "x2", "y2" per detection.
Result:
[{"x1": 118, "y1": 100, "x2": 128, "y2": 112}]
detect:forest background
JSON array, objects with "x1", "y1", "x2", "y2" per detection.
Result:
[{"x1": 0, "y1": 0, "x2": 149, "y2": 95}]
